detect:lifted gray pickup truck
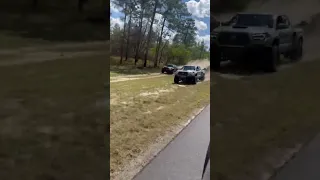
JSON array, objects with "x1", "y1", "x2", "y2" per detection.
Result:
[
  {"x1": 174, "y1": 65, "x2": 206, "y2": 84},
  {"x1": 212, "y1": 13, "x2": 304, "y2": 72}
]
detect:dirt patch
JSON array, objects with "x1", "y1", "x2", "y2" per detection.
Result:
[
  {"x1": 110, "y1": 74, "x2": 165, "y2": 83},
  {"x1": 139, "y1": 88, "x2": 177, "y2": 97},
  {"x1": 186, "y1": 59, "x2": 210, "y2": 68}
]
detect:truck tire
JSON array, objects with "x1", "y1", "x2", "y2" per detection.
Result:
[
  {"x1": 290, "y1": 37, "x2": 303, "y2": 61},
  {"x1": 200, "y1": 75, "x2": 205, "y2": 81},
  {"x1": 161, "y1": 69, "x2": 165, "y2": 73},
  {"x1": 174, "y1": 76, "x2": 179, "y2": 84},
  {"x1": 264, "y1": 44, "x2": 280, "y2": 72},
  {"x1": 192, "y1": 76, "x2": 197, "y2": 84}
]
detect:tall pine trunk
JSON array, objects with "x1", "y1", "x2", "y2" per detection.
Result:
[
  {"x1": 199, "y1": 46, "x2": 204, "y2": 59},
  {"x1": 154, "y1": 17, "x2": 166, "y2": 68},
  {"x1": 119, "y1": 4, "x2": 128, "y2": 64},
  {"x1": 134, "y1": 8, "x2": 144, "y2": 65},
  {"x1": 143, "y1": 0, "x2": 158, "y2": 67},
  {"x1": 159, "y1": 41, "x2": 167, "y2": 65},
  {"x1": 125, "y1": 9, "x2": 133, "y2": 61}
]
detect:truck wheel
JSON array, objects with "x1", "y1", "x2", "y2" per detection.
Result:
[
  {"x1": 174, "y1": 76, "x2": 179, "y2": 84},
  {"x1": 290, "y1": 37, "x2": 303, "y2": 61},
  {"x1": 200, "y1": 75, "x2": 205, "y2": 81},
  {"x1": 212, "y1": 47, "x2": 221, "y2": 70},
  {"x1": 264, "y1": 44, "x2": 280, "y2": 72},
  {"x1": 192, "y1": 77, "x2": 197, "y2": 84},
  {"x1": 161, "y1": 69, "x2": 165, "y2": 73}
]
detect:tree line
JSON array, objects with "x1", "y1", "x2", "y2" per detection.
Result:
[{"x1": 110, "y1": 0, "x2": 210, "y2": 67}]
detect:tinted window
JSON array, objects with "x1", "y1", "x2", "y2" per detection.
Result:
[
  {"x1": 276, "y1": 16, "x2": 284, "y2": 24},
  {"x1": 233, "y1": 14, "x2": 274, "y2": 28},
  {"x1": 281, "y1": 15, "x2": 290, "y2": 26},
  {"x1": 183, "y1": 66, "x2": 196, "y2": 70}
]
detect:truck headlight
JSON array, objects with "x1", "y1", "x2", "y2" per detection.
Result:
[{"x1": 252, "y1": 33, "x2": 270, "y2": 41}]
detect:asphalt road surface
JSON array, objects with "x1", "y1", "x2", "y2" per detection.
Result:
[
  {"x1": 271, "y1": 134, "x2": 320, "y2": 180},
  {"x1": 133, "y1": 105, "x2": 210, "y2": 180}
]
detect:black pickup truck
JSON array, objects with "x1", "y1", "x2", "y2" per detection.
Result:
[{"x1": 212, "y1": 13, "x2": 304, "y2": 72}]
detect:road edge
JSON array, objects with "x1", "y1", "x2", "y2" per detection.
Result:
[
  {"x1": 113, "y1": 104, "x2": 209, "y2": 180},
  {"x1": 267, "y1": 133, "x2": 319, "y2": 180}
]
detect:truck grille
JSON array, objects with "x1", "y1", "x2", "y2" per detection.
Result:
[
  {"x1": 178, "y1": 72, "x2": 188, "y2": 76},
  {"x1": 218, "y1": 32, "x2": 250, "y2": 46}
]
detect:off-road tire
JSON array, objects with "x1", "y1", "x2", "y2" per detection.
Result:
[
  {"x1": 192, "y1": 76, "x2": 197, "y2": 84},
  {"x1": 174, "y1": 76, "x2": 179, "y2": 84},
  {"x1": 200, "y1": 75, "x2": 205, "y2": 81},
  {"x1": 264, "y1": 44, "x2": 280, "y2": 72},
  {"x1": 161, "y1": 69, "x2": 165, "y2": 73},
  {"x1": 289, "y1": 37, "x2": 303, "y2": 61}
]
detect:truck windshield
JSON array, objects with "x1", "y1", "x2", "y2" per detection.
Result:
[
  {"x1": 183, "y1": 66, "x2": 196, "y2": 70},
  {"x1": 233, "y1": 14, "x2": 274, "y2": 28}
]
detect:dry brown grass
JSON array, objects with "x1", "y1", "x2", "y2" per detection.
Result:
[
  {"x1": 211, "y1": 60, "x2": 320, "y2": 180},
  {"x1": 110, "y1": 76, "x2": 210, "y2": 178}
]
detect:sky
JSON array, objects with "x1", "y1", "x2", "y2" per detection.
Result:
[{"x1": 110, "y1": 0, "x2": 210, "y2": 49}]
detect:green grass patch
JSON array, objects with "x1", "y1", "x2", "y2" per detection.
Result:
[{"x1": 110, "y1": 76, "x2": 210, "y2": 177}]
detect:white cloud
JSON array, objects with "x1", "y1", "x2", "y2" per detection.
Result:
[
  {"x1": 110, "y1": 17, "x2": 124, "y2": 28},
  {"x1": 150, "y1": 13, "x2": 176, "y2": 40},
  {"x1": 194, "y1": 19, "x2": 207, "y2": 31},
  {"x1": 196, "y1": 34, "x2": 210, "y2": 49},
  {"x1": 185, "y1": 0, "x2": 210, "y2": 18},
  {"x1": 110, "y1": 1, "x2": 121, "y2": 14}
]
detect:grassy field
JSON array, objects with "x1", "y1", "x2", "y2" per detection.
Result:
[
  {"x1": 0, "y1": 53, "x2": 109, "y2": 180},
  {"x1": 110, "y1": 76, "x2": 210, "y2": 178},
  {"x1": 110, "y1": 56, "x2": 164, "y2": 77},
  {"x1": 211, "y1": 60, "x2": 320, "y2": 180}
]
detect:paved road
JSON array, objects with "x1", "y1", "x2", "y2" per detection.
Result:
[
  {"x1": 133, "y1": 105, "x2": 210, "y2": 180},
  {"x1": 271, "y1": 134, "x2": 320, "y2": 180}
]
